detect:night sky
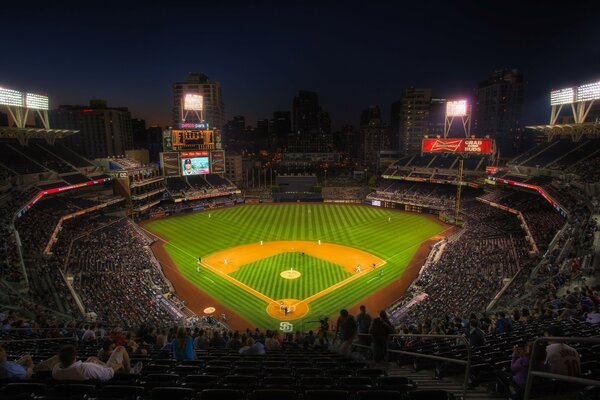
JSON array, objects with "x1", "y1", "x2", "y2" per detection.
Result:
[{"x1": 2, "y1": 0, "x2": 599, "y2": 130}]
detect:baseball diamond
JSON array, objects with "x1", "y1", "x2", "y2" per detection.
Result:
[{"x1": 144, "y1": 203, "x2": 447, "y2": 330}]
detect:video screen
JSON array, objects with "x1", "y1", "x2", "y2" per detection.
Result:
[{"x1": 181, "y1": 156, "x2": 209, "y2": 176}]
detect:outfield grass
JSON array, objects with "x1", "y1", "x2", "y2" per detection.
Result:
[
  {"x1": 145, "y1": 204, "x2": 445, "y2": 329},
  {"x1": 230, "y1": 252, "x2": 351, "y2": 300}
]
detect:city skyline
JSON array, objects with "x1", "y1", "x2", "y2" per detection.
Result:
[{"x1": 1, "y1": 0, "x2": 599, "y2": 131}]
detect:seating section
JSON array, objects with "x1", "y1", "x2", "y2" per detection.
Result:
[
  {"x1": 10, "y1": 142, "x2": 76, "y2": 174},
  {"x1": 39, "y1": 142, "x2": 95, "y2": 168},
  {"x1": 0, "y1": 142, "x2": 46, "y2": 174}
]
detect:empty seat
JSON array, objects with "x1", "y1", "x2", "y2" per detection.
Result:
[
  {"x1": 299, "y1": 376, "x2": 335, "y2": 389},
  {"x1": 48, "y1": 384, "x2": 96, "y2": 397},
  {"x1": 296, "y1": 368, "x2": 323, "y2": 377},
  {"x1": 221, "y1": 374, "x2": 258, "y2": 391},
  {"x1": 1, "y1": 383, "x2": 48, "y2": 396},
  {"x1": 99, "y1": 385, "x2": 145, "y2": 399},
  {"x1": 200, "y1": 389, "x2": 246, "y2": 400},
  {"x1": 250, "y1": 389, "x2": 298, "y2": 400},
  {"x1": 181, "y1": 374, "x2": 219, "y2": 390},
  {"x1": 305, "y1": 389, "x2": 351, "y2": 400},
  {"x1": 356, "y1": 390, "x2": 403, "y2": 400},
  {"x1": 262, "y1": 376, "x2": 296, "y2": 388},
  {"x1": 264, "y1": 367, "x2": 292, "y2": 376},
  {"x1": 152, "y1": 387, "x2": 196, "y2": 400}
]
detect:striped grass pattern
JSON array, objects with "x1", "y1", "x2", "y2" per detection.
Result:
[
  {"x1": 230, "y1": 252, "x2": 351, "y2": 300},
  {"x1": 145, "y1": 204, "x2": 444, "y2": 329}
]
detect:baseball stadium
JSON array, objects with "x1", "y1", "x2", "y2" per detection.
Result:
[{"x1": 0, "y1": 79, "x2": 599, "y2": 400}]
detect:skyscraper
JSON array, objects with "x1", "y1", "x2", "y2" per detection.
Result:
[
  {"x1": 359, "y1": 105, "x2": 389, "y2": 167},
  {"x1": 473, "y1": 69, "x2": 525, "y2": 156},
  {"x1": 172, "y1": 73, "x2": 225, "y2": 130},
  {"x1": 49, "y1": 100, "x2": 133, "y2": 159},
  {"x1": 397, "y1": 88, "x2": 432, "y2": 155},
  {"x1": 289, "y1": 91, "x2": 332, "y2": 153}
]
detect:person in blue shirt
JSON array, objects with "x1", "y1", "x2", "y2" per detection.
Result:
[
  {"x1": 0, "y1": 346, "x2": 33, "y2": 379},
  {"x1": 171, "y1": 327, "x2": 197, "y2": 361}
]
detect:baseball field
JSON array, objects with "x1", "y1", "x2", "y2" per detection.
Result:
[{"x1": 144, "y1": 204, "x2": 446, "y2": 330}]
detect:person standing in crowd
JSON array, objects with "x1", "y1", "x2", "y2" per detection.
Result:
[
  {"x1": 334, "y1": 309, "x2": 357, "y2": 355},
  {"x1": 171, "y1": 327, "x2": 197, "y2": 361},
  {"x1": 468, "y1": 319, "x2": 486, "y2": 348},
  {"x1": 370, "y1": 310, "x2": 395, "y2": 364},
  {"x1": 356, "y1": 305, "x2": 372, "y2": 346}
]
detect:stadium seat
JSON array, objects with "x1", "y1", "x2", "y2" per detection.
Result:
[
  {"x1": 304, "y1": 389, "x2": 351, "y2": 400},
  {"x1": 200, "y1": 389, "x2": 246, "y2": 400},
  {"x1": 1, "y1": 383, "x2": 48, "y2": 396},
  {"x1": 152, "y1": 387, "x2": 196, "y2": 400},
  {"x1": 376, "y1": 376, "x2": 417, "y2": 392},
  {"x1": 355, "y1": 390, "x2": 403, "y2": 400},
  {"x1": 249, "y1": 389, "x2": 298, "y2": 400},
  {"x1": 262, "y1": 375, "x2": 296, "y2": 388},
  {"x1": 48, "y1": 384, "x2": 96, "y2": 397},
  {"x1": 98, "y1": 385, "x2": 145, "y2": 399}
]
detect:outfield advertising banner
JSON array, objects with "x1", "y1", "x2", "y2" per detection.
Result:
[
  {"x1": 210, "y1": 150, "x2": 225, "y2": 174},
  {"x1": 422, "y1": 138, "x2": 493, "y2": 154}
]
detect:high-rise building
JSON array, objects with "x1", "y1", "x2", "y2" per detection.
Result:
[
  {"x1": 49, "y1": 100, "x2": 133, "y2": 159},
  {"x1": 131, "y1": 118, "x2": 146, "y2": 147},
  {"x1": 429, "y1": 98, "x2": 446, "y2": 137},
  {"x1": 271, "y1": 111, "x2": 291, "y2": 149},
  {"x1": 172, "y1": 73, "x2": 224, "y2": 130},
  {"x1": 397, "y1": 88, "x2": 433, "y2": 155},
  {"x1": 223, "y1": 115, "x2": 245, "y2": 148},
  {"x1": 225, "y1": 153, "x2": 243, "y2": 184},
  {"x1": 289, "y1": 91, "x2": 332, "y2": 153},
  {"x1": 474, "y1": 69, "x2": 525, "y2": 156},
  {"x1": 358, "y1": 105, "x2": 389, "y2": 167}
]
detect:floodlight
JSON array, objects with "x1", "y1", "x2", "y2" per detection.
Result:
[
  {"x1": 25, "y1": 93, "x2": 49, "y2": 110},
  {"x1": 0, "y1": 87, "x2": 24, "y2": 107}
]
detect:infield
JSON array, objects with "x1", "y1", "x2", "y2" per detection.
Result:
[{"x1": 144, "y1": 203, "x2": 447, "y2": 330}]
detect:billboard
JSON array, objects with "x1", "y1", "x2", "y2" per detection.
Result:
[
  {"x1": 161, "y1": 152, "x2": 180, "y2": 177},
  {"x1": 181, "y1": 151, "x2": 209, "y2": 175},
  {"x1": 210, "y1": 150, "x2": 225, "y2": 174},
  {"x1": 184, "y1": 93, "x2": 203, "y2": 111},
  {"x1": 422, "y1": 138, "x2": 493, "y2": 155},
  {"x1": 446, "y1": 100, "x2": 468, "y2": 117}
]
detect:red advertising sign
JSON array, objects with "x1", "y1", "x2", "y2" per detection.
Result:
[
  {"x1": 422, "y1": 138, "x2": 494, "y2": 154},
  {"x1": 181, "y1": 151, "x2": 209, "y2": 157}
]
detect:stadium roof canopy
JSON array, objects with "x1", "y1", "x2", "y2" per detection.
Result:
[
  {"x1": 0, "y1": 127, "x2": 78, "y2": 145},
  {"x1": 525, "y1": 122, "x2": 600, "y2": 142}
]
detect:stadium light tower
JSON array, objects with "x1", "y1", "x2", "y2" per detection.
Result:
[
  {"x1": 182, "y1": 93, "x2": 204, "y2": 123},
  {"x1": 0, "y1": 87, "x2": 50, "y2": 129},
  {"x1": 550, "y1": 81, "x2": 600, "y2": 124},
  {"x1": 444, "y1": 99, "x2": 471, "y2": 137}
]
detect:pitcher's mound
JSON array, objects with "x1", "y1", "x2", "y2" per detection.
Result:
[
  {"x1": 266, "y1": 299, "x2": 308, "y2": 320},
  {"x1": 280, "y1": 269, "x2": 301, "y2": 279}
]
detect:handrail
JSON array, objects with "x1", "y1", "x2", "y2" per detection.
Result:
[
  {"x1": 523, "y1": 336, "x2": 600, "y2": 400},
  {"x1": 354, "y1": 333, "x2": 472, "y2": 399}
]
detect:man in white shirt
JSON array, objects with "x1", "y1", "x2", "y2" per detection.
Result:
[
  {"x1": 81, "y1": 325, "x2": 96, "y2": 342},
  {"x1": 53, "y1": 345, "x2": 120, "y2": 381},
  {"x1": 544, "y1": 326, "x2": 581, "y2": 377}
]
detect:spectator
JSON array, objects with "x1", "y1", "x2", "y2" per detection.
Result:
[
  {"x1": 370, "y1": 310, "x2": 395, "y2": 363},
  {"x1": 239, "y1": 337, "x2": 266, "y2": 355},
  {"x1": 468, "y1": 319, "x2": 485, "y2": 348},
  {"x1": 53, "y1": 345, "x2": 118, "y2": 381},
  {"x1": 0, "y1": 346, "x2": 33, "y2": 379},
  {"x1": 356, "y1": 305, "x2": 372, "y2": 346},
  {"x1": 543, "y1": 326, "x2": 580, "y2": 377},
  {"x1": 170, "y1": 327, "x2": 196, "y2": 361},
  {"x1": 335, "y1": 309, "x2": 357, "y2": 355}
]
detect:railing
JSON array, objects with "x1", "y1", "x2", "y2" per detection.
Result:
[
  {"x1": 523, "y1": 336, "x2": 600, "y2": 400},
  {"x1": 353, "y1": 333, "x2": 472, "y2": 399}
]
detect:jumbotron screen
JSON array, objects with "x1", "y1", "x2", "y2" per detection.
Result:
[{"x1": 181, "y1": 156, "x2": 209, "y2": 176}]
